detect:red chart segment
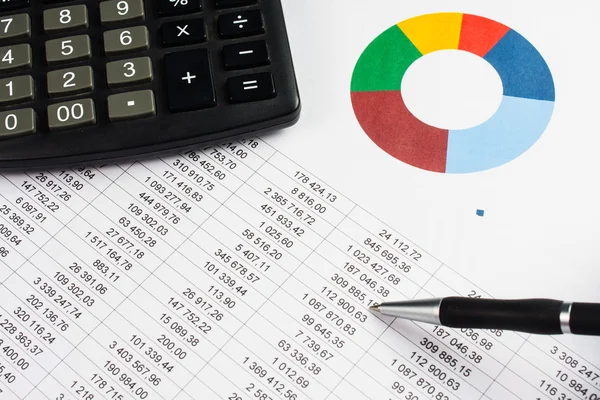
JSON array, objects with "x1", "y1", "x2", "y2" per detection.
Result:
[
  {"x1": 458, "y1": 14, "x2": 510, "y2": 57},
  {"x1": 351, "y1": 91, "x2": 449, "y2": 173}
]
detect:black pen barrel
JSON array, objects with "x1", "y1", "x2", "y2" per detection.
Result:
[
  {"x1": 439, "y1": 297, "x2": 565, "y2": 335},
  {"x1": 570, "y1": 302, "x2": 600, "y2": 335}
]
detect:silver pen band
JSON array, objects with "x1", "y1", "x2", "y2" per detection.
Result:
[
  {"x1": 559, "y1": 302, "x2": 572, "y2": 334},
  {"x1": 378, "y1": 298, "x2": 442, "y2": 325}
]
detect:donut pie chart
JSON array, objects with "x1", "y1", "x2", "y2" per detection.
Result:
[{"x1": 351, "y1": 13, "x2": 556, "y2": 174}]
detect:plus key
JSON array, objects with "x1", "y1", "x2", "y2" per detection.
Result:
[{"x1": 165, "y1": 49, "x2": 216, "y2": 112}]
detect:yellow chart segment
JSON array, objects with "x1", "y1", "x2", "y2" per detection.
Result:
[{"x1": 397, "y1": 13, "x2": 464, "y2": 55}]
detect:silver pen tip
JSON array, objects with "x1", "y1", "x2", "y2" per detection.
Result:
[{"x1": 369, "y1": 304, "x2": 380, "y2": 312}]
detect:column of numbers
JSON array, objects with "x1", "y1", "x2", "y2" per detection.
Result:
[{"x1": 0, "y1": 165, "x2": 114, "y2": 397}]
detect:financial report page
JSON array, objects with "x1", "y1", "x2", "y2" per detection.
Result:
[{"x1": 0, "y1": 0, "x2": 599, "y2": 399}]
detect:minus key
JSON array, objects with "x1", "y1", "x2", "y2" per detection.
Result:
[{"x1": 223, "y1": 41, "x2": 270, "y2": 70}]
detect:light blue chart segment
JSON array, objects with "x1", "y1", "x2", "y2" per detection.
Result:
[{"x1": 446, "y1": 96, "x2": 555, "y2": 173}]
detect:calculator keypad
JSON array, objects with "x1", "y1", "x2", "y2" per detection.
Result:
[{"x1": 0, "y1": 0, "x2": 298, "y2": 167}]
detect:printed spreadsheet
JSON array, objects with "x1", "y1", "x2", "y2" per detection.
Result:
[{"x1": 0, "y1": 137, "x2": 598, "y2": 400}]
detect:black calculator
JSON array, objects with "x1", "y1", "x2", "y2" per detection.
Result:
[{"x1": 0, "y1": 0, "x2": 300, "y2": 169}]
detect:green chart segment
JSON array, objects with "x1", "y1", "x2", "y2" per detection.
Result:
[
  {"x1": 351, "y1": 26, "x2": 422, "y2": 92},
  {"x1": 351, "y1": 13, "x2": 556, "y2": 174}
]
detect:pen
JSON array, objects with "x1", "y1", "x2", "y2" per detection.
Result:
[{"x1": 369, "y1": 297, "x2": 600, "y2": 336}]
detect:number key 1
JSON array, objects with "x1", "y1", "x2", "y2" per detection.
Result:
[{"x1": 0, "y1": 75, "x2": 34, "y2": 104}]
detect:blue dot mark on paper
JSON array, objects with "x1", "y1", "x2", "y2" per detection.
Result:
[{"x1": 476, "y1": 209, "x2": 485, "y2": 217}]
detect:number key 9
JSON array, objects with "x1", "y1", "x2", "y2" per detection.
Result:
[{"x1": 100, "y1": 0, "x2": 146, "y2": 25}]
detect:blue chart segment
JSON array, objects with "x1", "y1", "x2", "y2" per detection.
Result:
[
  {"x1": 484, "y1": 29, "x2": 555, "y2": 101},
  {"x1": 446, "y1": 96, "x2": 555, "y2": 173},
  {"x1": 351, "y1": 13, "x2": 556, "y2": 173}
]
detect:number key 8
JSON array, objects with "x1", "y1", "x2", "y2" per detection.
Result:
[{"x1": 43, "y1": 5, "x2": 89, "y2": 33}]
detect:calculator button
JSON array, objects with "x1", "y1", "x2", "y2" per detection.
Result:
[
  {"x1": 218, "y1": 10, "x2": 264, "y2": 39},
  {"x1": 106, "y1": 56, "x2": 153, "y2": 87},
  {"x1": 48, "y1": 98, "x2": 96, "y2": 131},
  {"x1": 100, "y1": 0, "x2": 145, "y2": 25},
  {"x1": 47, "y1": 66, "x2": 94, "y2": 98},
  {"x1": 223, "y1": 40, "x2": 269, "y2": 70},
  {"x1": 0, "y1": 108, "x2": 35, "y2": 138},
  {"x1": 161, "y1": 19, "x2": 206, "y2": 47},
  {"x1": 164, "y1": 49, "x2": 215, "y2": 112},
  {"x1": 215, "y1": 0, "x2": 257, "y2": 8},
  {"x1": 0, "y1": 75, "x2": 34, "y2": 104},
  {"x1": 45, "y1": 35, "x2": 92, "y2": 64},
  {"x1": 43, "y1": 5, "x2": 89, "y2": 33},
  {"x1": 104, "y1": 26, "x2": 149, "y2": 55},
  {"x1": 0, "y1": 43, "x2": 31, "y2": 71},
  {"x1": 108, "y1": 90, "x2": 156, "y2": 121},
  {"x1": 227, "y1": 72, "x2": 275, "y2": 104},
  {"x1": 0, "y1": 14, "x2": 30, "y2": 41},
  {"x1": 0, "y1": 0, "x2": 30, "y2": 11},
  {"x1": 157, "y1": 0, "x2": 202, "y2": 16}
]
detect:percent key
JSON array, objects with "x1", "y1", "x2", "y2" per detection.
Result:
[{"x1": 158, "y1": 0, "x2": 202, "y2": 16}]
